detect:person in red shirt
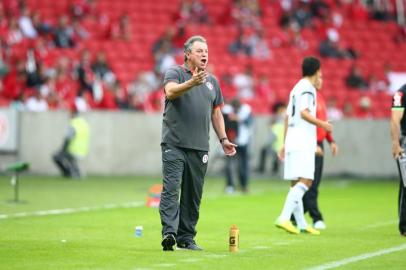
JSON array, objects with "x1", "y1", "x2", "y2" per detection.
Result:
[{"x1": 301, "y1": 77, "x2": 339, "y2": 230}]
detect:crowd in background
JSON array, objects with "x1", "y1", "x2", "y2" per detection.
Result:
[{"x1": 0, "y1": 0, "x2": 405, "y2": 117}]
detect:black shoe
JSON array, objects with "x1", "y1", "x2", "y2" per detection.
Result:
[
  {"x1": 177, "y1": 240, "x2": 203, "y2": 251},
  {"x1": 161, "y1": 234, "x2": 176, "y2": 251},
  {"x1": 401, "y1": 232, "x2": 406, "y2": 237}
]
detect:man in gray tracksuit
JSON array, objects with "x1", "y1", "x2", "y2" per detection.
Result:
[{"x1": 160, "y1": 35, "x2": 237, "y2": 251}]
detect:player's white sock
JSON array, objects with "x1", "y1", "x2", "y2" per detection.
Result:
[
  {"x1": 293, "y1": 195, "x2": 307, "y2": 230},
  {"x1": 279, "y1": 182, "x2": 308, "y2": 222}
]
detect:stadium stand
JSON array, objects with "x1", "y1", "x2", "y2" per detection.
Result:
[{"x1": 0, "y1": 0, "x2": 405, "y2": 117}]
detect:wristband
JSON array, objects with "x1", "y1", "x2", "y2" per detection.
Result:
[{"x1": 220, "y1": 137, "x2": 228, "y2": 144}]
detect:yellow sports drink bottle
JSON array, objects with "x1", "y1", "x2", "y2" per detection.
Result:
[{"x1": 229, "y1": 224, "x2": 239, "y2": 252}]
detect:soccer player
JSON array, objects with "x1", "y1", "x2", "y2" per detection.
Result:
[
  {"x1": 390, "y1": 83, "x2": 406, "y2": 237},
  {"x1": 159, "y1": 35, "x2": 237, "y2": 251},
  {"x1": 275, "y1": 56, "x2": 332, "y2": 235},
  {"x1": 300, "y1": 78, "x2": 339, "y2": 230}
]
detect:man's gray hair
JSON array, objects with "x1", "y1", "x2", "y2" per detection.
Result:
[{"x1": 184, "y1": 35, "x2": 207, "y2": 62}]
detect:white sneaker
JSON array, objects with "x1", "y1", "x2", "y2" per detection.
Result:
[
  {"x1": 225, "y1": 186, "x2": 235, "y2": 194},
  {"x1": 313, "y1": 220, "x2": 326, "y2": 230}
]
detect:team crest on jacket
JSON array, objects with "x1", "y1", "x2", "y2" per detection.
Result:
[
  {"x1": 202, "y1": 154, "x2": 209, "y2": 163},
  {"x1": 206, "y1": 81, "x2": 213, "y2": 90}
]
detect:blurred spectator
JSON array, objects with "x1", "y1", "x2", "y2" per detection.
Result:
[
  {"x1": 152, "y1": 26, "x2": 186, "y2": 55},
  {"x1": 345, "y1": 65, "x2": 369, "y2": 89},
  {"x1": 18, "y1": 6, "x2": 37, "y2": 39},
  {"x1": 91, "y1": 51, "x2": 115, "y2": 83},
  {"x1": 223, "y1": 98, "x2": 253, "y2": 193},
  {"x1": 54, "y1": 56, "x2": 76, "y2": 105},
  {"x1": 152, "y1": 28, "x2": 176, "y2": 57},
  {"x1": 310, "y1": 0, "x2": 331, "y2": 20},
  {"x1": 75, "y1": 49, "x2": 94, "y2": 93},
  {"x1": 25, "y1": 89, "x2": 48, "y2": 112},
  {"x1": 2, "y1": 60, "x2": 26, "y2": 100},
  {"x1": 25, "y1": 49, "x2": 47, "y2": 88},
  {"x1": 293, "y1": 1, "x2": 313, "y2": 28},
  {"x1": 71, "y1": 0, "x2": 99, "y2": 22},
  {"x1": 368, "y1": 0, "x2": 395, "y2": 21},
  {"x1": 41, "y1": 76, "x2": 62, "y2": 110},
  {"x1": 6, "y1": 18, "x2": 24, "y2": 45},
  {"x1": 110, "y1": 14, "x2": 131, "y2": 41},
  {"x1": 175, "y1": 0, "x2": 210, "y2": 25},
  {"x1": 74, "y1": 90, "x2": 91, "y2": 112},
  {"x1": 247, "y1": 29, "x2": 272, "y2": 59},
  {"x1": 231, "y1": 0, "x2": 262, "y2": 29},
  {"x1": 111, "y1": 80, "x2": 129, "y2": 109},
  {"x1": 154, "y1": 42, "x2": 176, "y2": 75},
  {"x1": 276, "y1": 14, "x2": 308, "y2": 50},
  {"x1": 233, "y1": 65, "x2": 254, "y2": 99},
  {"x1": 53, "y1": 16, "x2": 75, "y2": 48},
  {"x1": 319, "y1": 28, "x2": 355, "y2": 59},
  {"x1": 33, "y1": 38, "x2": 51, "y2": 63},
  {"x1": 72, "y1": 18, "x2": 90, "y2": 42},
  {"x1": 326, "y1": 97, "x2": 343, "y2": 121},
  {"x1": 356, "y1": 96, "x2": 373, "y2": 119},
  {"x1": 229, "y1": 28, "x2": 252, "y2": 56},
  {"x1": 368, "y1": 73, "x2": 388, "y2": 92},
  {"x1": 97, "y1": 83, "x2": 118, "y2": 110},
  {"x1": 257, "y1": 102, "x2": 286, "y2": 175},
  {"x1": 171, "y1": 25, "x2": 187, "y2": 51},
  {"x1": 31, "y1": 11, "x2": 53, "y2": 36},
  {"x1": 128, "y1": 70, "x2": 161, "y2": 109}
]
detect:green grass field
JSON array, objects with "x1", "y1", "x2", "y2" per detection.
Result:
[{"x1": 0, "y1": 175, "x2": 405, "y2": 270}]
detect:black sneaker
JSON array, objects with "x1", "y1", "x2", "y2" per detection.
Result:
[
  {"x1": 176, "y1": 240, "x2": 203, "y2": 251},
  {"x1": 161, "y1": 234, "x2": 176, "y2": 251}
]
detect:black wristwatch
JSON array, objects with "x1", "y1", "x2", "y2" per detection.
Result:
[{"x1": 220, "y1": 137, "x2": 228, "y2": 144}]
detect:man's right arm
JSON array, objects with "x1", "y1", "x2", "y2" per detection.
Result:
[
  {"x1": 391, "y1": 109, "x2": 404, "y2": 159},
  {"x1": 165, "y1": 68, "x2": 208, "y2": 100},
  {"x1": 165, "y1": 81, "x2": 195, "y2": 100}
]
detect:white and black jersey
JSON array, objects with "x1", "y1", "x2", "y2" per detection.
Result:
[{"x1": 285, "y1": 78, "x2": 317, "y2": 153}]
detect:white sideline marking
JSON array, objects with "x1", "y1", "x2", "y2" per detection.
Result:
[
  {"x1": 0, "y1": 201, "x2": 144, "y2": 220},
  {"x1": 154, "y1": 263, "x2": 176, "y2": 268},
  {"x1": 204, "y1": 254, "x2": 228, "y2": 259},
  {"x1": 364, "y1": 220, "x2": 397, "y2": 229},
  {"x1": 252, "y1": 246, "x2": 271, "y2": 250},
  {"x1": 305, "y1": 243, "x2": 406, "y2": 270},
  {"x1": 179, "y1": 258, "x2": 202, "y2": 263}
]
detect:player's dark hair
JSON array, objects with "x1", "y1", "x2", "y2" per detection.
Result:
[
  {"x1": 302, "y1": 56, "x2": 321, "y2": 77},
  {"x1": 184, "y1": 35, "x2": 207, "y2": 62}
]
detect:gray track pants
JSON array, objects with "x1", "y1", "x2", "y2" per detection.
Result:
[{"x1": 159, "y1": 144, "x2": 208, "y2": 244}]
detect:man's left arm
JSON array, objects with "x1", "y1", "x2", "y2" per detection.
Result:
[{"x1": 212, "y1": 107, "x2": 237, "y2": 156}]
